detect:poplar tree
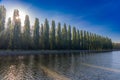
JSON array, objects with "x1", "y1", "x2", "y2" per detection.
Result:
[
  {"x1": 89, "y1": 32, "x2": 92, "y2": 50},
  {"x1": 86, "y1": 31, "x2": 89, "y2": 50},
  {"x1": 56, "y1": 22, "x2": 61, "y2": 49},
  {"x1": 40, "y1": 24, "x2": 44, "y2": 49},
  {"x1": 0, "y1": 5, "x2": 6, "y2": 32},
  {"x1": 43, "y1": 18, "x2": 49, "y2": 49},
  {"x1": 33, "y1": 18, "x2": 39, "y2": 49},
  {"x1": 62, "y1": 23, "x2": 67, "y2": 49},
  {"x1": 23, "y1": 15, "x2": 31, "y2": 49},
  {"x1": 13, "y1": 9, "x2": 21, "y2": 49},
  {"x1": 50, "y1": 20, "x2": 55, "y2": 50},
  {"x1": 67, "y1": 25, "x2": 71, "y2": 49},
  {"x1": 72, "y1": 27, "x2": 76, "y2": 49},
  {"x1": 76, "y1": 30, "x2": 80, "y2": 49},
  {"x1": 80, "y1": 30, "x2": 83, "y2": 50},
  {"x1": 7, "y1": 18, "x2": 13, "y2": 49},
  {"x1": 0, "y1": 5, "x2": 6, "y2": 49},
  {"x1": 83, "y1": 30, "x2": 87, "y2": 50}
]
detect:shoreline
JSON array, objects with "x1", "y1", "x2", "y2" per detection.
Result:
[{"x1": 0, "y1": 50, "x2": 114, "y2": 56}]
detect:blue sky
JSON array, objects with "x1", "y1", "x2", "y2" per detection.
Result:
[{"x1": 0, "y1": 0, "x2": 120, "y2": 43}]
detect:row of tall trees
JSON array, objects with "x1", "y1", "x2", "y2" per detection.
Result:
[{"x1": 0, "y1": 5, "x2": 113, "y2": 50}]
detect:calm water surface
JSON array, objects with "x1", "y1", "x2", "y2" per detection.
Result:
[{"x1": 0, "y1": 51, "x2": 120, "y2": 80}]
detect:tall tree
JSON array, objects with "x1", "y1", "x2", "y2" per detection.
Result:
[
  {"x1": 72, "y1": 27, "x2": 76, "y2": 49},
  {"x1": 0, "y1": 5, "x2": 6, "y2": 32},
  {"x1": 33, "y1": 18, "x2": 39, "y2": 49},
  {"x1": 80, "y1": 30, "x2": 83, "y2": 50},
  {"x1": 40, "y1": 24, "x2": 44, "y2": 49},
  {"x1": 89, "y1": 32, "x2": 92, "y2": 50},
  {"x1": 23, "y1": 15, "x2": 31, "y2": 49},
  {"x1": 43, "y1": 18, "x2": 49, "y2": 49},
  {"x1": 56, "y1": 22, "x2": 61, "y2": 49},
  {"x1": 0, "y1": 5, "x2": 6, "y2": 49},
  {"x1": 7, "y1": 18, "x2": 13, "y2": 49},
  {"x1": 86, "y1": 31, "x2": 89, "y2": 50},
  {"x1": 13, "y1": 9, "x2": 21, "y2": 49},
  {"x1": 62, "y1": 23, "x2": 67, "y2": 49},
  {"x1": 50, "y1": 20, "x2": 55, "y2": 50},
  {"x1": 83, "y1": 30, "x2": 87, "y2": 50},
  {"x1": 76, "y1": 30, "x2": 80, "y2": 50},
  {"x1": 67, "y1": 25, "x2": 71, "y2": 49}
]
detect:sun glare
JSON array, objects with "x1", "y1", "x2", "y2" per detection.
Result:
[
  {"x1": 16, "y1": 16, "x2": 19, "y2": 20},
  {"x1": 6, "y1": 7, "x2": 27, "y2": 26}
]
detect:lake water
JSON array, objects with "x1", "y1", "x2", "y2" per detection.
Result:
[{"x1": 0, "y1": 51, "x2": 120, "y2": 80}]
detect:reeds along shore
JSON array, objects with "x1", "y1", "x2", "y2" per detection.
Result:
[{"x1": 0, "y1": 5, "x2": 113, "y2": 50}]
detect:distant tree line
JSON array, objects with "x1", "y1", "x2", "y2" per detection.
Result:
[
  {"x1": 113, "y1": 43, "x2": 120, "y2": 50},
  {"x1": 0, "y1": 5, "x2": 113, "y2": 50}
]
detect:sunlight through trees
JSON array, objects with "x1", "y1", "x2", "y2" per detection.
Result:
[{"x1": 0, "y1": 5, "x2": 113, "y2": 50}]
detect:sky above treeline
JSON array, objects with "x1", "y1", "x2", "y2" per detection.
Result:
[{"x1": 0, "y1": 0, "x2": 120, "y2": 43}]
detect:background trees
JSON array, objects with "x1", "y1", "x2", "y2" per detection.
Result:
[
  {"x1": 113, "y1": 43, "x2": 120, "y2": 50},
  {"x1": 0, "y1": 5, "x2": 113, "y2": 50}
]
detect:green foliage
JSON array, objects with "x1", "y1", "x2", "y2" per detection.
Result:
[
  {"x1": 76, "y1": 30, "x2": 80, "y2": 50},
  {"x1": 80, "y1": 30, "x2": 84, "y2": 50},
  {"x1": 56, "y1": 22, "x2": 62, "y2": 49},
  {"x1": 83, "y1": 31, "x2": 87, "y2": 50},
  {"x1": 40, "y1": 24, "x2": 44, "y2": 49},
  {"x1": 0, "y1": 5, "x2": 6, "y2": 32},
  {"x1": 0, "y1": 5, "x2": 6, "y2": 49},
  {"x1": 50, "y1": 20, "x2": 56, "y2": 50},
  {"x1": 0, "y1": 5, "x2": 113, "y2": 50},
  {"x1": 62, "y1": 23, "x2": 67, "y2": 49},
  {"x1": 23, "y1": 15, "x2": 31, "y2": 49},
  {"x1": 33, "y1": 18, "x2": 39, "y2": 49},
  {"x1": 43, "y1": 19, "x2": 49, "y2": 49},
  {"x1": 67, "y1": 25, "x2": 71, "y2": 49},
  {"x1": 72, "y1": 27, "x2": 76, "y2": 49},
  {"x1": 7, "y1": 18, "x2": 13, "y2": 49},
  {"x1": 13, "y1": 9, "x2": 21, "y2": 49}
]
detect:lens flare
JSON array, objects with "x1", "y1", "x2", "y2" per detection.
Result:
[{"x1": 16, "y1": 16, "x2": 19, "y2": 20}]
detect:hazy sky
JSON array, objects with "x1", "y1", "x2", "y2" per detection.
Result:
[{"x1": 0, "y1": 0, "x2": 120, "y2": 43}]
